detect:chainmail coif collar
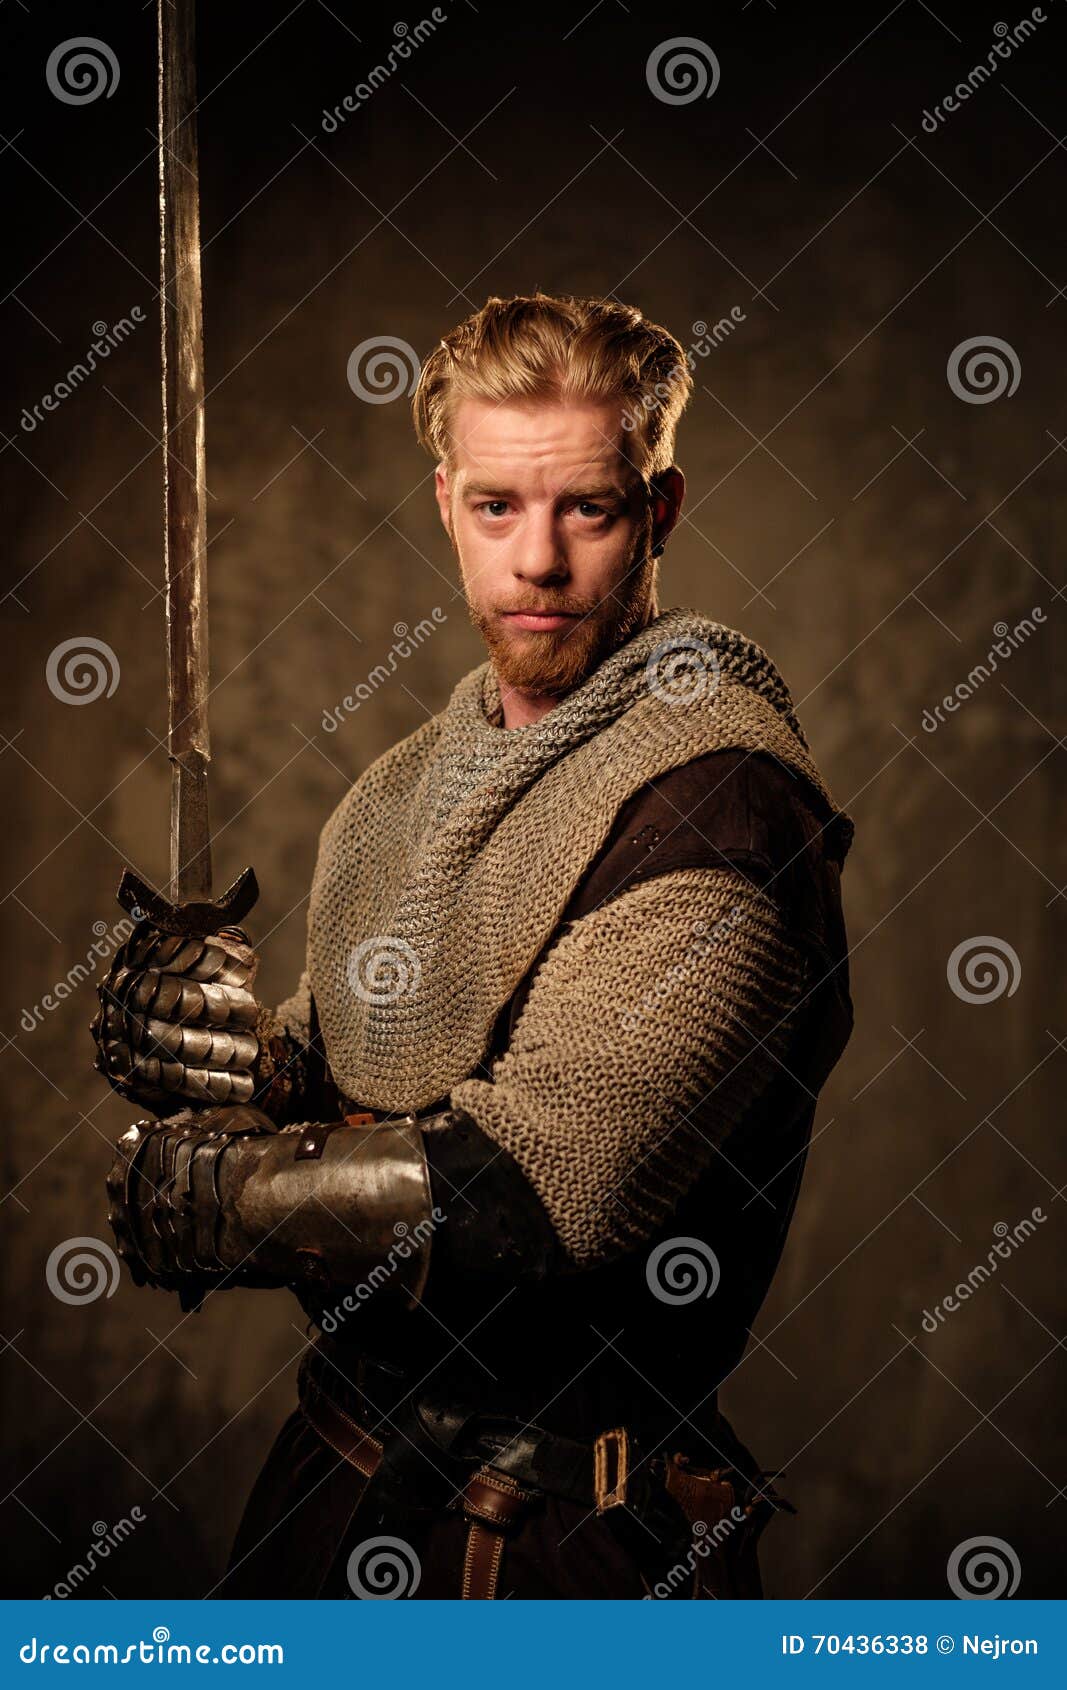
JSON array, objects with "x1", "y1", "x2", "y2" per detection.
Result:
[{"x1": 307, "y1": 606, "x2": 852, "y2": 1113}]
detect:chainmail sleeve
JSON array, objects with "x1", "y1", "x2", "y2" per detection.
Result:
[{"x1": 449, "y1": 866, "x2": 809, "y2": 1269}]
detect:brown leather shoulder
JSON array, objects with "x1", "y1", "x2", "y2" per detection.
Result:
[
  {"x1": 493, "y1": 748, "x2": 851, "y2": 1058},
  {"x1": 563, "y1": 748, "x2": 830, "y2": 925}
]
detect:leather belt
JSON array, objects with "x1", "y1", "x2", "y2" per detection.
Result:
[
  {"x1": 298, "y1": 1356, "x2": 536, "y2": 1598},
  {"x1": 297, "y1": 1358, "x2": 644, "y2": 1597},
  {"x1": 297, "y1": 1352, "x2": 786, "y2": 1601}
]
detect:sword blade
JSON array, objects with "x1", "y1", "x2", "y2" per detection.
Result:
[{"x1": 158, "y1": 0, "x2": 211, "y2": 904}]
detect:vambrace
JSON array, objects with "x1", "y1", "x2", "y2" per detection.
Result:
[
  {"x1": 105, "y1": 1105, "x2": 434, "y2": 1309},
  {"x1": 421, "y1": 1108, "x2": 568, "y2": 1284}
]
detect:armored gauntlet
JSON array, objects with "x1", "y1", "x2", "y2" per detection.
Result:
[
  {"x1": 105, "y1": 1106, "x2": 435, "y2": 1306},
  {"x1": 92, "y1": 920, "x2": 262, "y2": 1110}
]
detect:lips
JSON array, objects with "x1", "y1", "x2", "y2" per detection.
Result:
[{"x1": 500, "y1": 610, "x2": 581, "y2": 632}]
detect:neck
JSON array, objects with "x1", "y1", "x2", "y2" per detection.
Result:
[{"x1": 495, "y1": 593, "x2": 659, "y2": 729}]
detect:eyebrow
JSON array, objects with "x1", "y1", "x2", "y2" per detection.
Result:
[{"x1": 462, "y1": 481, "x2": 627, "y2": 502}]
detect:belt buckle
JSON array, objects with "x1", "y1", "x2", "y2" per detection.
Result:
[{"x1": 594, "y1": 1425, "x2": 631, "y2": 1513}]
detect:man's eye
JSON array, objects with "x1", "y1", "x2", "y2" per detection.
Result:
[
  {"x1": 479, "y1": 500, "x2": 511, "y2": 518},
  {"x1": 575, "y1": 501, "x2": 608, "y2": 518}
]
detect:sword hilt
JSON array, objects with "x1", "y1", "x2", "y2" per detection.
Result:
[{"x1": 116, "y1": 866, "x2": 259, "y2": 940}]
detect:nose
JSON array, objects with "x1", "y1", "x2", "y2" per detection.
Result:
[{"x1": 512, "y1": 508, "x2": 569, "y2": 586}]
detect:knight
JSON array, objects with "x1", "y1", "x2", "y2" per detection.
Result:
[{"x1": 93, "y1": 292, "x2": 855, "y2": 1600}]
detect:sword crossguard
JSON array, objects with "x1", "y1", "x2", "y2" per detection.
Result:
[{"x1": 116, "y1": 866, "x2": 259, "y2": 940}]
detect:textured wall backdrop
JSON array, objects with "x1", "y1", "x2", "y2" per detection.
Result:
[{"x1": 2, "y1": 0, "x2": 1065, "y2": 1598}]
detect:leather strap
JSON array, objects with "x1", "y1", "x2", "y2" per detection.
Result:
[
  {"x1": 299, "y1": 1366, "x2": 384, "y2": 1479},
  {"x1": 461, "y1": 1520, "x2": 505, "y2": 1599},
  {"x1": 459, "y1": 1467, "x2": 535, "y2": 1600},
  {"x1": 299, "y1": 1367, "x2": 535, "y2": 1599}
]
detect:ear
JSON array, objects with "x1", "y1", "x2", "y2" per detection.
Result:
[
  {"x1": 650, "y1": 466, "x2": 685, "y2": 550},
  {"x1": 434, "y1": 462, "x2": 452, "y2": 533}
]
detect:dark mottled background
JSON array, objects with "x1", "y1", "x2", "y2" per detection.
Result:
[{"x1": 2, "y1": 0, "x2": 1065, "y2": 1599}]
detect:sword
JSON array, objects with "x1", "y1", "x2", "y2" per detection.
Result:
[{"x1": 117, "y1": 0, "x2": 256, "y2": 940}]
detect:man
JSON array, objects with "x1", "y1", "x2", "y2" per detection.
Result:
[{"x1": 94, "y1": 292, "x2": 855, "y2": 1600}]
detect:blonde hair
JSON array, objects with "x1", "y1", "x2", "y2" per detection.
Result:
[{"x1": 412, "y1": 292, "x2": 693, "y2": 478}]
